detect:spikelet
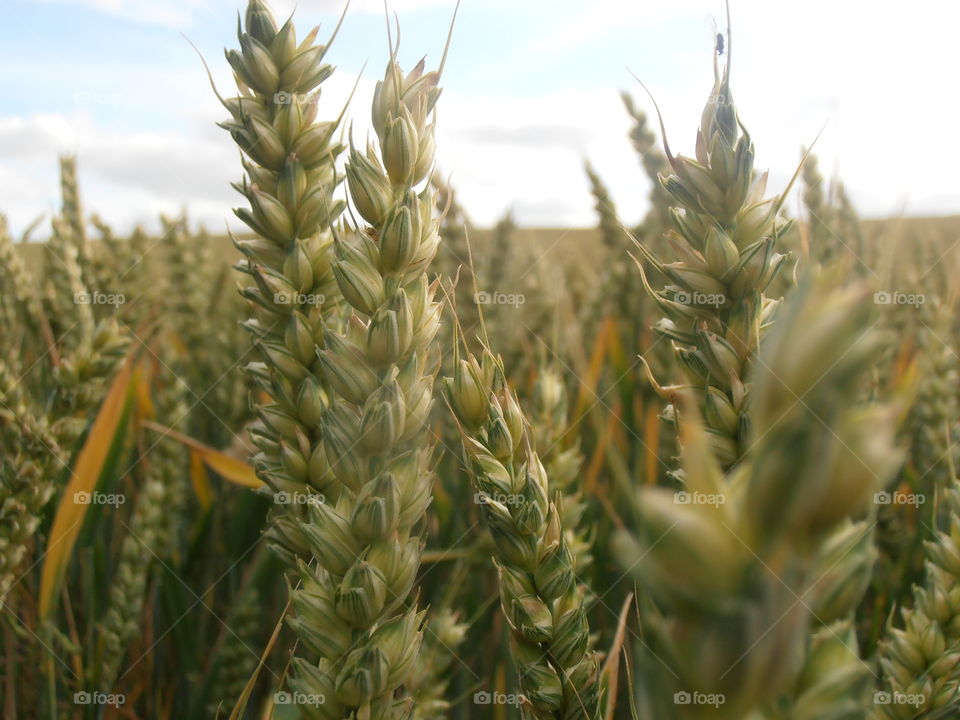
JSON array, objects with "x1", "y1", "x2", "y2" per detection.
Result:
[
  {"x1": 45, "y1": 216, "x2": 95, "y2": 347},
  {"x1": 761, "y1": 620, "x2": 873, "y2": 720},
  {"x1": 50, "y1": 313, "x2": 128, "y2": 454}
]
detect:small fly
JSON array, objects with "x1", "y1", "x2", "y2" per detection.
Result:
[{"x1": 715, "y1": 32, "x2": 725, "y2": 56}]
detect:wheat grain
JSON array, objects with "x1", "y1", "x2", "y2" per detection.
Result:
[{"x1": 781, "y1": 620, "x2": 873, "y2": 720}]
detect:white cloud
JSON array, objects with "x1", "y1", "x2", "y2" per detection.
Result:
[
  {"x1": 35, "y1": 0, "x2": 456, "y2": 28},
  {"x1": 0, "y1": 110, "x2": 234, "y2": 234},
  {"x1": 35, "y1": 0, "x2": 206, "y2": 28},
  {"x1": 271, "y1": 0, "x2": 456, "y2": 15},
  {"x1": 2, "y1": 2, "x2": 959, "y2": 237}
]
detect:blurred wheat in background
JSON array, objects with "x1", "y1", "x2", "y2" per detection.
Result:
[{"x1": 1, "y1": 1, "x2": 960, "y2": 718}]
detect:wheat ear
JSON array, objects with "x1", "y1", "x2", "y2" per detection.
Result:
[{"x1": 446, "y1": 350, "x2": 601, "y2": 719}]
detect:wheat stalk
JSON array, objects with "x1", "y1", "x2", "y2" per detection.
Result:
[
  {"x1": 283, "y1": 48, "x2": 447, "y2": 716},
  {"x1": 530, "y1": 367, "x2": 591, "y2": 571},
  {"x1": 632, "y1": 42, "x2": 792, "y2": 472},
  {"x1": 800, "y1": 149, "x2": 834, "y2": 264},
  {"x1": 621, "y1": 90, "x2": 671, "y2": 235},
  {"x1": 872, "y1": 483, "x2": 960, "y2": 718},
  {"x1": 0, "y1": 359, "x2": 60, "y2": 601},
  {"x1": 97, "y1": 379, "x2": 189, "y2": 691},
  {"x1": 584, "y1": 161, "x2": 623, "y2": 252},
  {"x1": 406, "y1": 608, "x2": 468, "y2": 720},
  {"x1": 221, "y1": 0, "x2": 347, "y2": 569},
  {"x1": 59, "y1": 155, "x2": 91, "y2": 284},
  {"x1": 49, "y1": 313, "x2": 128, "y2": 454},
  {"x1": 485, "y1": 209, "x2": 517, "y2": 294},
  {"x1": 0, "y1": 216, "x2": 48, "y2": 354},
  {"x1": 446, "y1": 350, "x2": 600, "y2": 719},
  {"x1": 618, "y1": 274, "x2": 902, "y2": 717},
  {"x1": 206, "y1": 589, "x2": 264, "y2": 717},
  {"x1": 833, "y1": 180, "x2": 865, "y2": 265}
]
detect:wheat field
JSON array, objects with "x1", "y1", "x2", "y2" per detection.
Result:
[{"x1": 2, "y1": 1, "x2": 960, "y2": 718}]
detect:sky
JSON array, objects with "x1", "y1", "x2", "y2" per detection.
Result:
[{"x1": 0, "y1": 0, "x2": 958, "y2": 236}]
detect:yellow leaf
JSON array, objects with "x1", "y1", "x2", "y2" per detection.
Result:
[
  {"x1": 574, "y1": 314, "x2": 614, "y2": 422},
  {"x1": 39, "y1": 358, "x2": 135, "y2": 620},
  {"x1": 132, "y1": 360, "x2": 155, "y2": 421},
  {"x1": 142, "y1": 421, "x2": 262, "y2": 489},
  {"x1": 189, "y1": 451, "x2": 214, "y2": 510}
]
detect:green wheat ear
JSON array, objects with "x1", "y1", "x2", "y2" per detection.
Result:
[
  {"x1": 224, "y1": 0, "x2": 455, "y2": 714},
  {"x1": 631, "y1": 34, "x2": 793, "y2": 472},
  {"x1": 872, "y1": 483, "x2": 960, "y2": 719},
  {"x1": 446, "y1": 349, "x2": 601, "y2": 720},
  {"x1": 617, "y1": 273, "x2": 902, "y2": 719}
]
